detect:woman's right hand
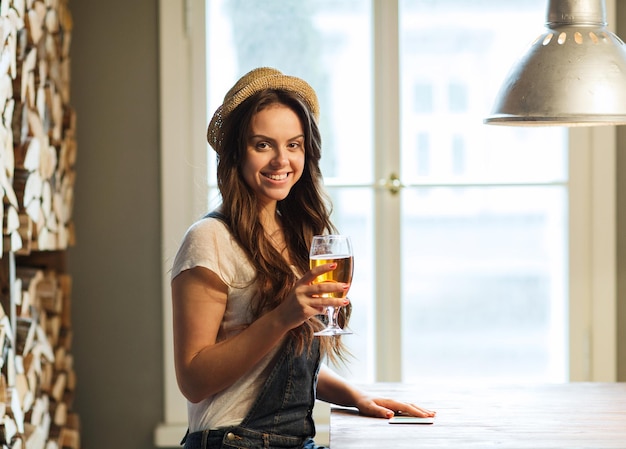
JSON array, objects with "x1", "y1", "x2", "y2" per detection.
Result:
[{"x1": 275, "y1": 263, "x2": 350, "y2": 329}]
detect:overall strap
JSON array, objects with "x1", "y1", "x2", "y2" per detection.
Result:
[
  {"x1": 204, "y1": 210, "x2": 227, "y2": 222},
  {"x1": 180, "y1": 428, "x2": 188, "y2": 445},
  {"x1": 240, "y1": 337, "x2": 321, "y2": 437}
]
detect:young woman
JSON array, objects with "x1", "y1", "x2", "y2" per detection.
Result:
[{"x1": 171, "y1": 67, "x2": 435, "y2": 449}]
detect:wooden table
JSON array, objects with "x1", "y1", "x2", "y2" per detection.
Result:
[{"x1": 330, "y1": 382, "x2": 626, "y2": 448}]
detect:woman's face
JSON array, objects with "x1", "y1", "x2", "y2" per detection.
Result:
[{"x1": 242, "y1": 103, "x2": 305, "y2": 207}]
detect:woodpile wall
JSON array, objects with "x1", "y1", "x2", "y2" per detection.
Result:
[{"x1": 0, "y1": 1, "x2": 78, "y2": 448}]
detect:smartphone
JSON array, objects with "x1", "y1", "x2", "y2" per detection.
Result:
[{"x1": 388, "y1": 416, "x2": 435, "y2": 424}]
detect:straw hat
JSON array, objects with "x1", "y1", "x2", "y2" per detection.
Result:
[{"x1": 207, "y1": 67, "x2": 320, "y2": 152}]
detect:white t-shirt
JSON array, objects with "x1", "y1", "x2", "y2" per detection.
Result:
[{"x1": 171, "y1": 217, "x2": 281, "y2": 431}]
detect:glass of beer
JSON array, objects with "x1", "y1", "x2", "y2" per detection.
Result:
[{"x1": 310, "y1": 235, "x2": 354, "y2": 336}]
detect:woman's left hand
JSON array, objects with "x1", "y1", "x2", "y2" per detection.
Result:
[{"x1": 354, "y1": 396, "x2": 436, "y2": 419}]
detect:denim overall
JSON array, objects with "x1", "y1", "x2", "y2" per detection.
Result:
[{"x1": 182, "y1": 338, "x2": 325, "y2": 449}]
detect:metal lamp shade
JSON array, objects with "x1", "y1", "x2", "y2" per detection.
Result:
[{"x1": 485, "y1": 0, "x2": 626, "y2": 126}]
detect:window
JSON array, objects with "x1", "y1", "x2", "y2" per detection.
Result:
[
  {"x1": 414, "y1": 84, "x2": 433, "y2": 113},
  {"x1": 451, "y1": 134, "x2": 465, "y2": 175},
  {"x1": 448, "y1": 83, "x2": 468, "y2": 113},
  {"x1": 207, "y1": 0, "x2": 570, "y2": 383},
  {"x1": 416, "y1": 132, "x2": 430, "y2": 175}
]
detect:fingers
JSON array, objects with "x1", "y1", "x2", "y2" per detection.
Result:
[
  {"x1": 305, "y1": 287, "x2": 349, "y2": 315},
  {"x1": 310, "y1": 282, "x2": 350, "y2": 299},
  {"x1": 393, "y1": 402, "x2": 436, "y2": 418},
  {"x1": 370, "y1": 398, "x2": 436, "y2": 418},
  {"x1": 360, "y1": 400, "x2": 398, "y2": 419},
  {"x1": 301, "y1": 262, "x2": 339, "y2": 284},
  {"x1": 297, "y1": 262, "x2": 350, "y2": 300}
]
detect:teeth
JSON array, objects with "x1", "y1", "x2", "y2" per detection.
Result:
[{"x1": 265, "y1": 173, "x2": 288, "y2": 180}]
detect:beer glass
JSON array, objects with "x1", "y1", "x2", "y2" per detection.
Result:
[{"x1": 310, "y1": 235, "x2": 353, "y2": 336}]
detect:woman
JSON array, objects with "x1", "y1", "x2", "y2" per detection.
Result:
[{"x1": 172, "y1": 67, "x2": 435, "y2": 449}]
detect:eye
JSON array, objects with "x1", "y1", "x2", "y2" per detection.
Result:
[
  {"x1": 288, "y1": 140, "x2": 303, "y2": 151},
  {"x1": 255, "y1": 141, "x2": 271, "y2": 151}
]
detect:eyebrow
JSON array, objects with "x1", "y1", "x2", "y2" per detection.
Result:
[{"x1": 248, "y1": 134, "x2": 305, "y2": 142}]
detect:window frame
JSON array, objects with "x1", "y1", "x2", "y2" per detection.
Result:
[
  {"x1": 154, "y1": 0, "x2": 618, "y2": 445},
  {"x1": 155, "y1": 0, "x2": 207, "y2": 444}
]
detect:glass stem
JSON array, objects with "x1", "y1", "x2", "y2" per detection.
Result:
[{"x1": 328, "y1": 306, "x2": 341, "y2": 328}]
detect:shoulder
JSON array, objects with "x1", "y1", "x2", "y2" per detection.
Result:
[
  {"x1": 171, "y1": 216, "x2": 237, "y2": 280},
  {"x1": 185, "y1": 216, "x2": 230, "y2": 242}
]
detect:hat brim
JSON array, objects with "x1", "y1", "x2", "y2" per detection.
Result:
[{"x1": 207, "y1": 68, "x2": 320, "y2": 152}]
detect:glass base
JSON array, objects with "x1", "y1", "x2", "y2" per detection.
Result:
[{"x1": 314, "y1": 326, "x2": 353, "y2": 337}]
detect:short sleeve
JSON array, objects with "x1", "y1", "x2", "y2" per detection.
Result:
[{"x1": 170, "y1": 218, "x2": 255, "y2": 288}]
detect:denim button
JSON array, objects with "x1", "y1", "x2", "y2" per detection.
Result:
[{"x1": 226, "y1": 432, "x2": 236, "y2": 441}]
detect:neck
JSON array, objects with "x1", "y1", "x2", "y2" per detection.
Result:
[
  {"x1": 258, "y1": 203, "x2": 279, "y2": 231},
  {"x1": 258, "y1": 205, "x2": 290, "y2": 260}
]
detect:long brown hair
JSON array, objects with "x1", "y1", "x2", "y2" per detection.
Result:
[{"x1": 215, "y1": 89, "x2": 350, "y2": 363}]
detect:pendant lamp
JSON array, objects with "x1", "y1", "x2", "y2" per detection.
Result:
[{"x1": 485, "y1": 0, "x2": 626, "y2": 126}]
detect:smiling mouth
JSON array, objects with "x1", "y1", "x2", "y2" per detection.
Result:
[{"x1": 263, "y1": 173, "x2": 289, "y2": 181}]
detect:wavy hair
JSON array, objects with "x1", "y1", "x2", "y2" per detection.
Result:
[{"x1": 214, "y1": 89, "x2": 350, "y2": 363}]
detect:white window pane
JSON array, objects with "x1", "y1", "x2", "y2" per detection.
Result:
[
  {"x1": 206, "y1": 0, "x2": 375, "y2": 378},
  {"x1": 326, "y1": 187, "x2": 375, "y2": 382},
  {"x1": 400, "y1": 0, "x2": 568, "y2": 184},
  {"x1": 401, "y1": 187, "x2": 567, "y2": 382},
  {"x1": 399, "y1": 0, "x2": 569, "y2": 383},
  {"x1": 206, "y1": 0, "x2": 373, "y2": 187}
]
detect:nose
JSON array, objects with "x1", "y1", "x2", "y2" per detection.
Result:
[{"x1": 271, "y1": 147, "x2": 289, "y2": 166}]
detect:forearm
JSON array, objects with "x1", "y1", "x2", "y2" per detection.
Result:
[
  {"x1": 177, "y1": 309, "x2": 290, "y2": 403},
  {"x1": 315, "y1": 365, "x2": 366, "y2": 407},
  {"x1": 173, "y1": 261, "x2": 351, "y2": 404},
  {"x1": 316, "y1": 365, "x2": 437, "y2": 419}
]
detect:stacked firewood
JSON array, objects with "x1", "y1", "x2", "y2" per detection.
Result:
[
  {"x1": 0, "y1": 265, "x2": 79, "y2": 449},
  {"x1": 0, "y1": 1, "x2": 79, "y2": 448},
  {"x1": 1, "y1": 0, "x2": 76, "y2": 254}
]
